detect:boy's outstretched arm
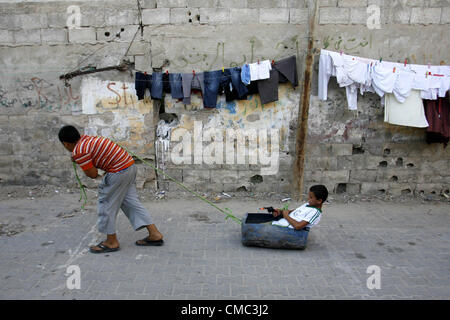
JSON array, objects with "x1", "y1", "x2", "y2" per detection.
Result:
[
  {"x1": 83, "y1": 167, "x2": 99, "y2": 179},
  {"x1": 281, "y1": 210, "x2": 308, "y2": 230}
]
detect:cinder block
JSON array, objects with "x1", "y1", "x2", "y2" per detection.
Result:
[
  {"x1": 319, "y1": 7, "x2": 350, "y2": 24},
  {"x1": 96, "y1": 25, "x2": 139, "y2": 43},
  {"x1": 305, "y1": 156, "x2": 338, "y2": 170},
  {"x1": 441, "y1": 7, "x2": 450, "y2": 24},
  {"x1": 183, "y1": 169, "x2": 211, "y2": 184},
  {"x1": 41, "y1": 28, "x2": 67, "y2": 44},
  {"x1": 13, "y1": 14, "x2": 48, "y2": 30},
  {"x1": 322, "y1": 170, "x2": 349, "y2": 181},
  {"x1": 210, "y1": 170, "x2": 238, "y2": 184},
  {"x1": 260, "y1": 9, "x2": 290, "y2": 24},
  {"x1": 331, "y1": 143, "x2": 353, "y2": 156},
  {"x1": 415, "y1": 183, "x2": 445, "y2": 195},
  {"x1": 393, "y1": 8, "x2": 411, "y2": 24},
  {"x1": 170, "y1": 8, "x2": 200, "y2": 24},
  {"x1": 142, "y1": 9, "x2": 170, "y2": 25},
  {"x1": 13, "y1": 29, "x2": 41, "y2": 45},
  {"x1": 289, "y1": 8, "x2": 309, "y2": 24},
  {"x1": 105, "y1": 10, "x2": 138, "y2": 26},
  {"x1": 140, "y1": 0, "x2": 157, "y2": 8},
  {"x1": 349, "y1": 8, "x2": 367, "y2": 24},
  {"x1": 126, "y1": 41, "x2": 151, "y2": 56},
  {"x1": 360, "y1": 182, "x2": 389, "y2": 195},
  {"x1": 349, "y1": 169, "x2": 377, "y2": 182},
  {"x1": 230, "y1": 9, "x2": 259, "y2": 24},
  {"x1": 286, "y1": 0, "x2": 307, "y2": 7},
  {"x1": 387, "y1": 183, "x2": 415, "y2": 196},
  {"x1": 218, "y1": 0, "x2": 248, "y2": 8},
  {"x1": 248, "y1": 0, "x2": 282, "y2": 8},
  {"x1": 47, "y1": 13, "x2": 67, "y2": 28},
  {"x1": 410, "y1": 7, "x2": 442, "y2": 25},
  {"x1": 0, "y1": 30, "x2": 13, "y2": 44},
  {"x1": 318, "y1": 0, "x2": 338, "y2": 6},
  {"x1": 187, "y1": 0, "x2": 216, "y2": 7},
  {"x1": 156, "y1": 0, "x2": 187, "y2": 7},
  {"x1": 80, "y1": 9, "x2": 106, "y2": 27},
  {"x1": 0, "y1": 14, "x2": 13, "y2": 30},
  {"x1": 199, "y1": 8, "x2": 230, "y2": 24},
  {"x1": 68, "y1": 28, "x2": 96, "y2": 44},
  {"x1": 338, "y1": 0, "x2": 367, "y2": 7}
]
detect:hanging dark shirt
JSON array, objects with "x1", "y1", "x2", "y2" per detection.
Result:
[{"x1": 423, "y1": 93, "x2": 450, "y2": 147}]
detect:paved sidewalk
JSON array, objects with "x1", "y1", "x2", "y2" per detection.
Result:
[{"x1": 0, "y1": 190, "x2": 449, "y2": 300}]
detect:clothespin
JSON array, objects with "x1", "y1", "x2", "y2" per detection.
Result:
[
  {"x1": 193, "y1": 70, "x2": 195, "y2": 76},
  {"x1": 393, "y1": 67, "x2": 396, "y2": 73},
  {"x1": 166, "y1": 70, "x2": 169, "y2": 75},
  {"x1": 271, "y1": 60, "x2": 275, "y2": 66},
  {"x1": 379, "y1": 57, "x2": 382, "y2": 63},
  {"x1": 340, "y1": 51, "x2": 343, "y2": 56},
  {"x1": 222, "y1": 67, "x2": 224, "y2": 72},
  {"x1": 258, "y1": 59, "x2": 260, "y2": 65},
  {"x1": 144, "y1": 71, "x2": 147, "y2": 75},
  {"x1": 404, "y1": 58, "x2": 407, "y2": 67}
]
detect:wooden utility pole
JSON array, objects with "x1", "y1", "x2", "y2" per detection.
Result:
[{"x1": 293, "y1": 0, "x2": 319, "y2": 200}]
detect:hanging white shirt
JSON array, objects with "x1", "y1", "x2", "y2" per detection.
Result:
[
  {"x1": 384, "y1": 89, "x2": 429, "y2": 128},
  {"x1": 344, "y1": 55, "x2": 368, "y2": 85},
  {"x1": 371, "y1": 62, "x2": 397, "y2": 97},
  {"x1": 318, "y1": 50, "x2": 335, "y2": 100},
  {"x1": 249, "y1": 60, "x2": 272, "y2": 81},
  {"x1": 393, "y1": 71, "x2": 415, "y2": 103}
]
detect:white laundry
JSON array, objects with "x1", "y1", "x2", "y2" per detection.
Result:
[
  {"x1": 384, "y1": 90, "x2": 429, "y2": 128},
  {"x1": 318, "y1": 50, "x2": 334, "y2": 100},
  {"x1": 393, "y1": 71, "x2": 414, "y2": 103},
  {"x1": 249, "y1": 60, "x2": 272, "y2": 81},
  {"x1": 329, "y1": 51, "x2": 353, "y2": 87},
  {"x1": 371, "y1": 63, "x2": 397, "y2": 97},
  {"x1": 317, "y1": 49, "x2": 450, "y2": 108},
  {"x1": 344, "y1": 55, "x2": 368, "y2": 85},
  {"x1": 345, "y1": 84, "x2": 359, "y2": 110}
]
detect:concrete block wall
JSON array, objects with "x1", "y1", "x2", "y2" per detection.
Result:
[{"x1": 0, "y1": 0, "x2": 449, "y2": 198}]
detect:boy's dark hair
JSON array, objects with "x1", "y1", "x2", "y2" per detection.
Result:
[
  {"x1": 310, "y1": 185, "x2": 328, "y2": 203},
  {"x1": 58, "y1": 125, "x2": 81, "y2": 143}
]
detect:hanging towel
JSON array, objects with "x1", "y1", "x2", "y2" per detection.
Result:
[
  {"x1": 274, "y1": 55, "x2": 298, "y2": 87},
  {"x1": 384, "y1": 90, "x2": 429, "y2": 128},
  {"x1": 257, "y1": 69, "x2": 279, "y2": 105}
]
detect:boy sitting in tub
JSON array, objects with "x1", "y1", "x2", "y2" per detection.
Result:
[{"x1": 272, "y1": 185, "x2": 328, "y2": 230}]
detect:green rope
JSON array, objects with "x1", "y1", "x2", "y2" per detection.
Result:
[
  {"x1": 72, "y1": 161, "x2": 87, "y2": 210},
  {"x1": 121, "y1": 145, "x2": 242, "y2": 225}
]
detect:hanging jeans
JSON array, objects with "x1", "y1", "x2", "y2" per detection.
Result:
[
  {"x1": 151, "y1": 72, "x2": 163, "y2": 100},
  {"x1": 203, "y1": 70, "x2": 222, "y2": 108},
  {"x1": 220, "y1": 67, "x2": 249, "y2": 102},
  {"x1": 169, "y1": 73, "x2": 184, "y2": 99},
  {"x1": 182, "y1": 73, "x2": 204, "y2": 105},
  {"x1": 135, "y1": 72, "x2": 152, "y2": 100}
]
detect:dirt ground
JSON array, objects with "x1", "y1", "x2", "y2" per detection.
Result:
[{"x1": 0, "y1": 184, "x2": 449, "y2": 300}]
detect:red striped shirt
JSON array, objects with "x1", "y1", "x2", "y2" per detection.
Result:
[{"x1": 72, "y1": 135, "x2": 134, "y2": 173}]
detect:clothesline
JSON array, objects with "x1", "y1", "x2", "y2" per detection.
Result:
[{"x1": 319, "y1": 49, "x2": 450, "y2": 111}]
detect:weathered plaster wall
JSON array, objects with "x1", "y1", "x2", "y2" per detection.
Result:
[{"x1": 0, "y1": 0, "x2": 449, "y2": 197}]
